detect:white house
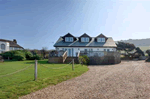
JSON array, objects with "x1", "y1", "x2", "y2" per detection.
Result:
[
  {"x1": 53, "y1": 33, "x2": 117, "y2": 57},
  {"x1": 0, "y1": 39, "x2": 24, "y2": 53}
]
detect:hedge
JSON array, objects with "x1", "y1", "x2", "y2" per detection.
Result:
[{"x1": 1, "y1": 50, "x2": 42, "y2": 61}]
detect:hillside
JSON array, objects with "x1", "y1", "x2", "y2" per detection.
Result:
[{"x1": 116, "y1": 38, "x2": 150, "y2": 51}]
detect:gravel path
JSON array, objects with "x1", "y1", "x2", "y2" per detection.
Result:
[{"x1": 20, "y1": 61, "x2": 150, "y2": 99}]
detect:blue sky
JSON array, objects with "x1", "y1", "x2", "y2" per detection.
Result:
[{"x1": 0, "y1": 0, "x2": 150, "y2": 49}]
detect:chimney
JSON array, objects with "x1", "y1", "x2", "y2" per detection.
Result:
[{"x1": 13, "y1": 39, "x2": 17, "y2": 44}]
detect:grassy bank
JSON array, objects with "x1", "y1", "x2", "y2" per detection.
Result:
[{"x1": 0, "y1": 60, "x2": 88, "y2": 99}]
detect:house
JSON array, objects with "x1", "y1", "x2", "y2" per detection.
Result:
[
  {"x1": 53, "y1": 33, "x2": 117, "y2": 57},
  {"x1": 0, "y1": 39, "x2": 24, "y2": 53}
]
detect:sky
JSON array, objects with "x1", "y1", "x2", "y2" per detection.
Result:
[{"x1": 0, "y1": 0, "x2": 150, "y2": 50}]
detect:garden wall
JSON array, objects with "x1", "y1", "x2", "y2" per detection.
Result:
[
  {"x1": 48, "y1": 57, "x2": 63, "y2": 63},
  {"x1": 88, "y1": 52, "x2": 121, "y2": 65}
]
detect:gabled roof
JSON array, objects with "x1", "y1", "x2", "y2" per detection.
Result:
[
  {"x1": 0, "y1": 39, "x2": 24, "y2": 48},
  {"x1": 79, "y1": 33, "x2": 91, "y2": 38},
  {"x1": 54, "y1": 37, "x2": 117, "y2": 47},
  {"x1": 62, "y1": 33, "x2": 77, "y2": 41},
  {"x1": 96, "y1": 33, "x2": 108, "y2": 38}
]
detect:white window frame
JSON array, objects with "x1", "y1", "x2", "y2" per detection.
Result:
[
  {"x1": 70, "y1": 37, "x2": 73, "y2": 42},
  {"x1": 65, "y1": 37, "x2": 69, "y2": 42},
  {"x1": 86, "y1": 37, "x2": 89, "y2": 42},
  {"x1": 65, "y1": 37, "x2": 73, "y2": 42},
  {"x1": 81, "y1": 37, "x2": 89, "y2": 42},
  {"x1": 102, "y1": 38, "x2": 105, "y2": 42},
  {"x1": 97, "y1": 38, "x2": 105, "y2": 42}
]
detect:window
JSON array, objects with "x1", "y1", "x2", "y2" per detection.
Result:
[
  {"x1": 102, "y1": 38, "x2": 105, "y2": 42},
  {"x1": 97, "y1": 38, "x2": 105, "y2": 42},
  {"x1": 107, "y1": 49, "x2": 110, "y2": 52},
  {"x1": 1, "y1": 44, "x2": 5, "y2": 50},
  {"x1": 70, "y1": 37, "x2": 73, "y2": 42},
  {"x1": 104, "y1": 49, "x2": 106, "y2": 51},
  {"x1": 65, "y1": 37, "x2": 73, "y2": 42},
  {"x1": 86, "y1": 37, "x2": 89, "y2": 42},
  {"x1": 65, "y1": 37, "x2": 69, "y2": 42},
  {"x1": 81, "y1": 37, "x2": 89, "y2": 42},
  {"x1": 78, "y1": 48, "x2": 80, "y2": 50}
]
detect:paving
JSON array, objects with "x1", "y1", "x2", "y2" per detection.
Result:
[{"x1": 20, "y1": 61, "x2": 150, "y2": 99}]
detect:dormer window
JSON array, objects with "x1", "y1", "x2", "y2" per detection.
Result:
[
  {"x1": 97, "y1": 38, "x2": 105, "y2": 42},
  {"x1": 81, "y1": 37, "x2": 89, "y2": 42},
  {"x1": 65, "y1": 37, "x2": 73, "y2": 42}
]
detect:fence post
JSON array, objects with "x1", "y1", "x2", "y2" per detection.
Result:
[
  {"x1": 72, "y1": 59, "x2": 74, "y2": 71},
  {"x1": 34, "y1": 59, "x2": 37, "y2": 81}
]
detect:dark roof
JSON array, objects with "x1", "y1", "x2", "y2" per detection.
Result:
[
  {"x1": 0, "y1": 39, "x2": 24, "y2": 49},
  {"x1": 62, "y1": 33, "x2": 77, "y2": 41},
  {"x1": 79, "y1": 33, "x2": 91, "y2": 38},
  {"x1": 54, "y1": 36, "x2": 117, "y2": 47}
]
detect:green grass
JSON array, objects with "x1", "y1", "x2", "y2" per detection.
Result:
[{"x1": 0, "y1": 60, "x2": 88, "y2": 99}]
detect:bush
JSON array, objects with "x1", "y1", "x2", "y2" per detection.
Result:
[
  {"x1": 12, "y1": 54, "x2": 26, "y2": 61},
  {"x1": 24, "y1": 50, "x2": 33, "y2": 59},
  {"x1": 79, "y1": 55, "x2": 89, "y2": 65},
  {"x1": 0, "y1": 50, "x2": 33, "y2": 61},
  {"x1": 30, "y1": 54, "x2": 42, "y2": 60}
]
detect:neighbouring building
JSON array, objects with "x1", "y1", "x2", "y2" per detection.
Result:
[
  {"x1": 0, "y1": 39, "x2": 24, "y2": 53},
  {"x1": 53, "y1": 33, "x2": 117, "y2": 57}
]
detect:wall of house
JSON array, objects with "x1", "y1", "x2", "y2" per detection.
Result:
[
  {"x1": 56, "y1": 47, "x2": 116, "y2": 57},
  {"x1": 0, "y1": 41, "x2": 9, "y2": 53}
]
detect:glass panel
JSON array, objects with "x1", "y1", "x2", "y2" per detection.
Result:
[
  {"x1": 70, "y1": 37, "x2": 73, "y2": 42},
  {"x1": 65, "y1": 37, "x2": 69, "y2": 42}
]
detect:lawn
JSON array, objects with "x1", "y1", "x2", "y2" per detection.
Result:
[{"x1": 0, "y1": 60, "x2": 89, "y2": 99}]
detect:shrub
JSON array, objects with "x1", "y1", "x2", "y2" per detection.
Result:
[
  {"x1": 79, "y1": 55, "x2": 89, "y2": 65},
  {"x1": 0, "y1": 50, "x2": 32, "y2": 61},
  {"x1": 24, "y1": 50, "x2": 33, "y2": 59},
  {"x1": 12, "y1": 54, "x2": 26, "y2": 61},
  {"x1": 30, "y1": 54, "x2": 42, "y2": 60}
]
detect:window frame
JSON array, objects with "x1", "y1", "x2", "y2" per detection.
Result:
[
  {"x1": 69, "y1": 37, "x2": 73, "y2": 42},
  {"x1": 65, "y1": 37, "x2": 73, "y2": 42},
  {"x1": 97, "y1": 38, "x2": 105, "y2": 42},
  {"x1": 81, "y1": 37, "x2": 89, "y2": 42},
  {"x1": 1, "y1": 44, "x2": 5, "y2": 50}
]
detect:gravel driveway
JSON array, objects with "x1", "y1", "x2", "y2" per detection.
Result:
[{"x1": 20, "y1": 61, "x2": 150, "y2": 99}]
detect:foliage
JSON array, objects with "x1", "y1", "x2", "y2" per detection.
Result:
[
  {"x1": 146, "y1": 49, "x2": 150, "y2": 57},
  {"x1": 0, "y1": 60, "x2": 88, "y2": 99},
  {"x1": 30, "y1": 54, "x2": 42, "y2": 60},
  {"x1": 1, "y1": 50, "x2": 36, "y2": 61},
  {"x1": 135, "y1": 47, "x2": 145, "y2": 56},
  {"x1": 24, "y1": 50, "x2": 33, "y2": 59},
  {"x1": 116, "y1": 42, "x2": 136, "y2": 52},
  {"x1": 79, "y1": 55, "x2": 89, "y2": 65},
  {"x1": 41, "y1": 47, "x2": 48, "y2": 59},
  {"x1": 12, "y1": 54, "x2": 26, "y2": 61}
]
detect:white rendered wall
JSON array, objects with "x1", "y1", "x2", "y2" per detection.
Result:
[
  {"x1": 0, "y1": 41, "x2": 9, "y2": 53},
  {"x1": 56, "y1": 47, "x2": 116, "y2": 57}
]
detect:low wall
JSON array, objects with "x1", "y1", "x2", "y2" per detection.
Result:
[
  {"x1": 88, "y1": 52, "x2": 121, "y2": 65},
  {"x1": 48, "y1": 57, "x2": 63, "y2": 63},
  {"x1": 64, "y1": 57, "x2": 79, "y2": 64}
]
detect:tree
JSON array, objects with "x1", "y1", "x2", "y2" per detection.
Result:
[
  {"x1": 146, "y1": 49, "x2": 150, "y2": 62},
  {"x1": 135, "y1": 47, "x2": 145, "y2": 56},
  {"x1": 146, "y1": 49, "x2": 150, "y2": 57},
  {"x1": 116, "y1": 42, "x2": 136, "y2": 54},
  {"x1": 41, "y1": 47, "x2": 48, "y2": 59}
]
